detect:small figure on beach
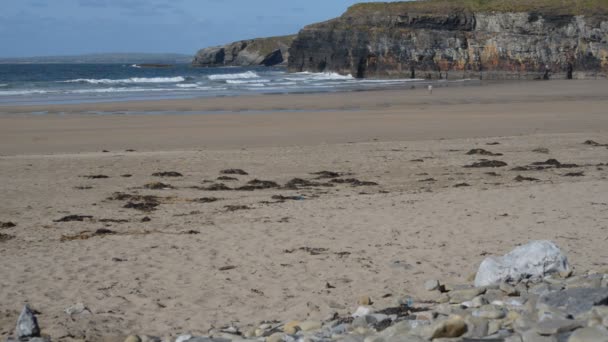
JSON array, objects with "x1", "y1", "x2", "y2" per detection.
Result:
[
  {"x1": 427, "y1": 85, "x2": 433, "y2": 95},
  {"x1": 543, "y1": 64, "x2": 551, "y2": 80}
]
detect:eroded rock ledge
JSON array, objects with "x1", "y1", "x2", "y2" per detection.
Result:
[
  {"x1": 192, "y1": 35, "x2": 296, "y2": 67},
  {"x1": 287, "y1": 0, "x2": 608, "y2": 79}
]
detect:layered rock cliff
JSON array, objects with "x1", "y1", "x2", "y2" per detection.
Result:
[
  {"x1": 288, "y1": 1, "x2": 608, "y2": 79},
  {"x1": 193, "y1": 35, "x2": 296, "y2": 67}
]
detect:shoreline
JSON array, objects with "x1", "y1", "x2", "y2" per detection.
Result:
[
  {"x1": 0, "y1": 79, "x2": 600, "y2": 114},
  {"x1": 1, "y1": 80, "x2": 608, "y2": 155}
]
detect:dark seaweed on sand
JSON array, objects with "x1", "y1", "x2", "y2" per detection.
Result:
[
  {"x1": 466, "y1": 148, "x2": 503, "y2": 156},
  {"x1": 54, "y1": 215, "x2": 93, "y2": 222},
  {"x1": 330, "y1": 178, "x2": 378, "y2": 186},
  {"x1": 220, "y1": 169, "x2": 248, "y2": 175},
  {"x1": 464, "y1": 160, "x2": 508, "y2": 168},
  {"x1": 152, "y1": 171, "x2": 183, "y2": 177},
  {"x1": 236, "y1": 179, "x2": 280, "y2": 191},
  {"x1": 205, "y1": 183, "x2": 233, "y2": 191}
]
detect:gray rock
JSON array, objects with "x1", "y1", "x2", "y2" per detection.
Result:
[
  {"x1": 330, "y1": 323, "x2": 351, "y2": 335},
  {"x1": 567, "y1": 326, "x2": 608, "y2": 342},
  {"x1": 449, "y1": 287, "x2": 486, "y2": 303},
  {"x1": 64, "y1": 303, "x2": 90, "y2": 316},
  {"x1": 353, "y1": 315, "x2": 377, "y2": 328},
  {"x1": 472, "y1": 305, "x2": 507, "y2": 319},
  {"x1": 339, "y1": 336, "x2": 365, "y2": 342},
  {"x1": 538, "y1": 287, "x2": 608, "y2": 316},
  {"x1": 192, "y1": 35, "x2": 295, "y2": 67},
  {"x1": 500, "y1": 282, "x2": 520, "y2": 296},
  {"x1": 506, "y1": 335, "x2": 524, "y2": 342},
  {"x1": 471, "y1": 295, "x2": 489, "y2": 308},
  {"x1": 424, "y1": 280, "x2": 440, "y2": 291},
  {"x1": 465, "y1": 316, "x2": 489, "y2": 338},
  {"x1": 418, "y1": 315, "x2": 467, "y2": 339},
  {"x1": 475, "y1": 241, "x2": 570, "y2": 287},
  {"x1": 15, "y1": 305, "x2": 40, "y2": 339},
  {"x1": 533, "y1": 319, "x2": 583, "y2": 335},
  {"x1": 522, "y1": 330, "x2": 558, "y2": 342}
]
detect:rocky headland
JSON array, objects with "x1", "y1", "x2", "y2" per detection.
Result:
[
  {"x1": 287, "y1": 0, "x2": 608, "y2": 79},
  {"x1": 192, "y1": 35, "x2": 295, "y2": 67}
]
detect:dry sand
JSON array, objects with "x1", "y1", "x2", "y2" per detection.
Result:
[{"x1": 0, "y1": 80, "x2": 607, "y2": 341}]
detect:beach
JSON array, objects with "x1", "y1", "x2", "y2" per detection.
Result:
[{"x1": 1, "y1": 80, "x2": 608, "y2": 341}]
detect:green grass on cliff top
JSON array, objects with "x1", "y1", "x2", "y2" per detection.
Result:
[
  {"x1": 347, "y1": 0, "x2": 608, "y2": 16},
  {"x1": 247, "y1": 35, "x2": 296, "y2": 56}
]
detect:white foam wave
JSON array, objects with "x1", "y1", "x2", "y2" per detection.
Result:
[
  {"x1": 294, "y1": 72, "x2": 354, "y2": 80},
  {"x1": 226, "y1": 79, "x2": 270, "y2": 84},
  {"x1": 359, "y1": 78, "x2": 425, "y2": 83},
  {"x1": 208, "y1": 71, "x2": 259, "y2": 80},
  {"x1": 131, "y1": 64, "x2": 142, "y2": 68},
  {"x1": 176, "y1": 84, "x2": 199, "y2": 88},
  {"x1": 0, "y1": 89, "x2": 51, "y2": 96},
  {"x1": 62, "y1": 76, "x2": 187, "y2": 84},
  {"x1": 70, "y1": 87, "x2": 178, "y2": 94},
  {"x1": 244, "y1": 83, "x2": 265, "y2": 87}
]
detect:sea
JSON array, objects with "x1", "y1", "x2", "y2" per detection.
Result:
[{"x1": 0, "y1": 64, "x2": 472, "y2": 106}]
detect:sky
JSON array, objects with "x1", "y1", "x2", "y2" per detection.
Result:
[{"x1": 1, "y1": 0, "x2": 402, "y2": 58}]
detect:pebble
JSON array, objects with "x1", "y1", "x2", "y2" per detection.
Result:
[
  {"x1": 533, "y1": 319, "x2": 582, "y2": 335},
  {"x1": 424, "y1": 279, "x2": 440, "y2": 291},
  {"x1": 358, "y1": 295, "x2": 372, "y2": 306},
  {"x1": 15, "y1": 305, "x2": 40, "y2": 339},
  {"x1": 282, "y1": 321, "x2": 300, "y2": 334},
  {"x1": 265, "y1": 332, "x2": 285, "y2": 342},
  {"x1": 352, "y1": 306, "x2": 373, "y2": 318},
  {"x1": 472, "y1": 304, "x2": 507, "y2": 319},
  {"x1": 500, "y1": 282, "x2": 520, "y2": 296},
  {"x1": 124, "y1": 335, "x2": 142, "y2": 342},
  {"x1": 449, "y1": 287, "x2": 486, "y2": 303},
  {"x1": 471, "y1": 295, "x2": 489, "y2": 308},
  {"x1": 426, "y1": 315, "x2": 467, "y2": 339},
  {"x1": 64, "y1": 303, "x2": 90, "y2": 316},
  {"x1": 297, "y1": 321, "x2": 321, "y2": 332},
  {"x1": 568, "y1": 326, "x2": 608, "y2": 342}
]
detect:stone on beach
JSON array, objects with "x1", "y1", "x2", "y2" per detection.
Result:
[
  {"x1": 15, "y1": 305, "x2": 40, "y2": 339},
  {"x1": 424, "y1": 280, "x2": 440, "y2": 291},
  {"x1": 474, "y1": 240, "x2": 570, "y2": 287}
]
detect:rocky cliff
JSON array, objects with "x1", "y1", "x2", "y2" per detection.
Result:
[
  {"x1": 288, "y1": 0, "x2": 608, "y2": 79},
  {"x1": 193, "y1": 35, "x2": 296, "y2": 67}
]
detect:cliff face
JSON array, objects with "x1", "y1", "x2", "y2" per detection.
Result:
[
  {"x1": 288, "y1": 1, "x2": 608, "y2": 79},
  {"x1": 193, "y1": 35, "x2": 296, "y2": 67}
]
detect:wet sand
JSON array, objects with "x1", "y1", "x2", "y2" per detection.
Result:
[{"x1": 1, "y1": 80, "x2": 608, "y2": 341}]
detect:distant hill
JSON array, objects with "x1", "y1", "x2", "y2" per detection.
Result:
[{"x1": 0, "y1": 53, "x2": 193, "y2": 64}]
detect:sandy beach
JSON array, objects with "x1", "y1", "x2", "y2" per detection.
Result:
[{"x1": 1, "y1": 80, "x2": 608, "y2": 341}]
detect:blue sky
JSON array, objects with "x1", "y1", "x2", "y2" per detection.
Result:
[{"x1": 1, "y1": 0, "x2": 401, "y2": 57}]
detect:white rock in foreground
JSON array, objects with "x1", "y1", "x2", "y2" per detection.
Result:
[{"x1": 474, "y1": 240, "x2": 570, "y2": 287}]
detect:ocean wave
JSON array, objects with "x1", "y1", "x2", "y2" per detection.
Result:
[
  {"x1": 176, "y1": 84, "x2": 199, "y2": 88},
  {"x1": 0, "y1": 84, "x2": 7, "y2": 87},
  {"x1": 62, "y1": 76, "x2": 187, "y2": 84},
  {"x1": 70, "y1": 87, "x2": 179, "y2": 94},
  {"x1": 0, "y1": 89, "x2": 51, "y2": 96},
  {"x1": 208, "y1": 71, "x2": 259, "y2": 80},
  {"x1": 226, "y1": 79, "x2": 270, "y2": 84},
  {"x1": 131, "y1": 64, "x2": 142, "y2": 68},
  {"x1": 359, "y1": 78, "x2": 425, "y2": 83},
  {"x1": 292, "y1": 72, "x2": 354, "y2": 80}
]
